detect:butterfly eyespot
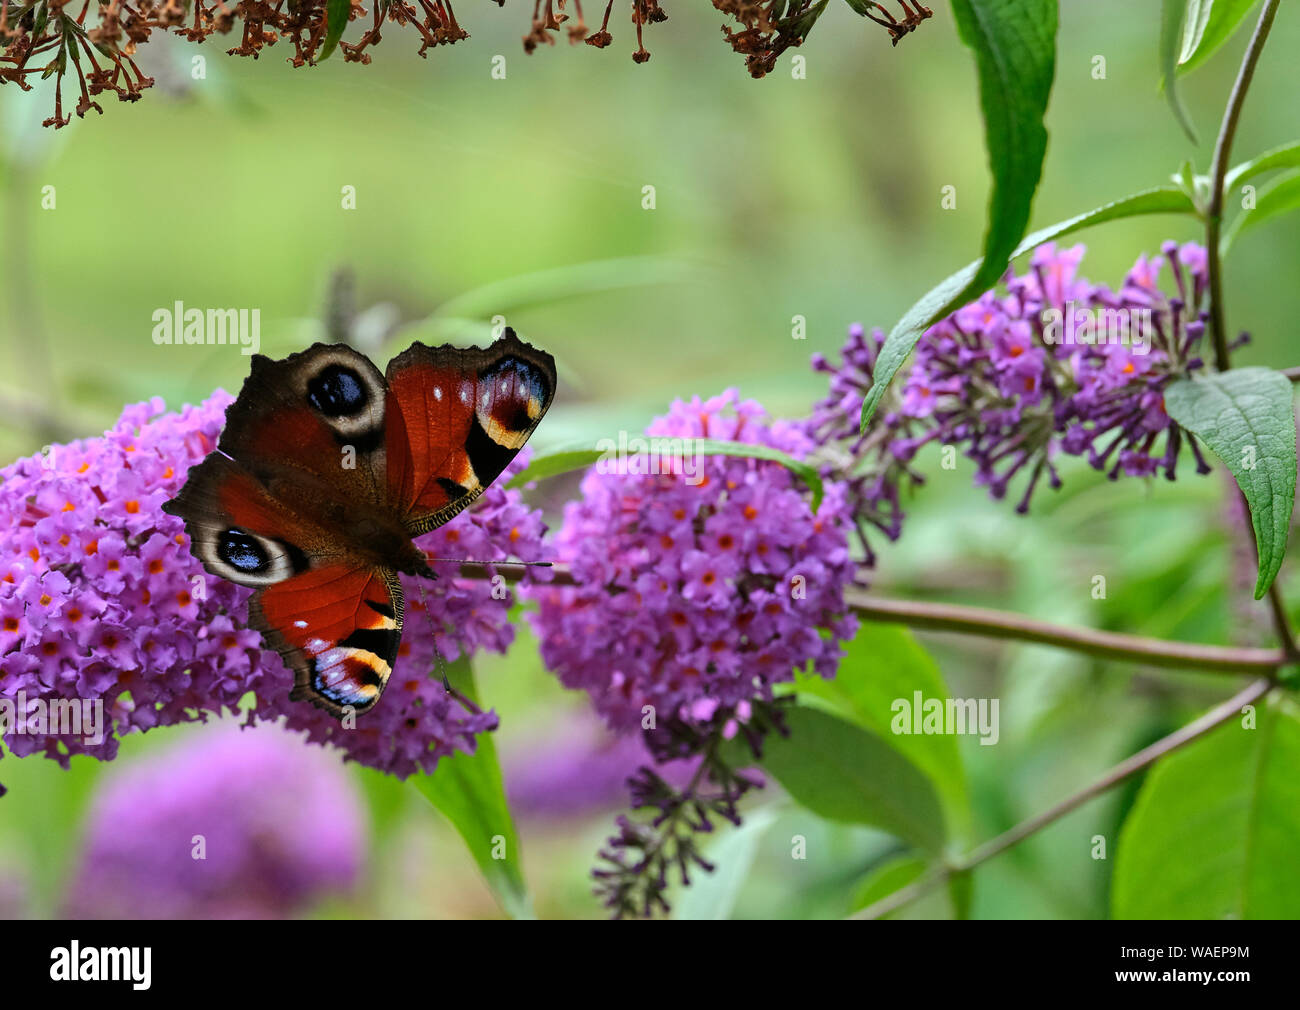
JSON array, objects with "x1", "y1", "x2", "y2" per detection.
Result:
[
  {"x1": 217, "y1": 528, "x2": 269, "y2": 573},
  {"x1": 307, "y1": 364, "x2": 368, "y2": 417}
]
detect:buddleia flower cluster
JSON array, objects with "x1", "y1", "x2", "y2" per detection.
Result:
[
  {"x1": 524, "y1": 388, "x2": 858, "y2": 916},
  {"x1": 807, "y1": 241, "x2": 1224, "y2": 556},
  {"x1": 0, "y1": 391, "x2": 545, "y2": 792}
]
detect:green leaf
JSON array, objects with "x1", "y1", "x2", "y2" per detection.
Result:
[
  {"x1": 947, "y1": 867, "x2": 974, "y2": 919},
  {"x1": 1113, "y1": 698, "x2": 1300, "y2": 918},
  {"x1": 791, "y1": 622, "x2": 971, "y2": 840},
  {"x1": 318, "y1": 0, "x2": 351, "y2": 62},
  {"x1": 1164, "y1": 368, "x2": 1297, "y2": 598},
  {"x1": 1178, "y1": 0, "x2": 1214, "y2": 61},
  {"x1": 945, "y1": 0, "x2": 1058, "y2": 307},
  {"x1": 1220, "y1": 168, "x2": 1300, "y2": 255},
  {"x1": 859, "y1": 186, "x2": 1198, "y2": 430},
  {"x1": 759, "y1": 706, "x2": 947, "y2": 854},
  {"x1": 1160, "y1": 0, "x2": 1199, "y2": 143},
  {"x1": 504, "y1": 443, "x2": 604, "y2": 488},
  {"x1": 1223, "y1": 140, "x2": 1300, "y2": 193},
  {"x1": 671, "y1": 806, "x2": 778, "y2": 920},
  {"x1": 507, "y1": 438, "x2": 824, "y2": 511},
  {"x1": 850, "y1": 855, "x2": 929, "y2": 915},
  {"x1": 409, "y1": 657, "x2": 533, "y2": 919},
  {"x1": 1177, "y1": 0, "x2": 1260, "y2": 77}
]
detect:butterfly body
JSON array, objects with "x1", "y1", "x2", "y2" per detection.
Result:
[{"x1": 163, "y1": 331, "x2": 556, "y2": 718}]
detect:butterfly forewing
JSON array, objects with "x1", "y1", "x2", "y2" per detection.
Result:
[{"x1": 384, "y1": 330, "x2": 557, "y2": 536}]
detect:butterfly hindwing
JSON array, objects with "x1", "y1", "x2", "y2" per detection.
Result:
[
  {"x1": 384, "y1": 329, "x2": 557, "y2": 535},
  {"x1": 254, "y1": 564, "x2": 404, "y2": 718}
]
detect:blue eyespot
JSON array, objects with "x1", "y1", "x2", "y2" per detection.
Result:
[
  {"x1": 307, "y1": 365, "x2": 367, "y2": 417},
  {"x1": 218, "y1": 528, "x2": 268, "y2": 573}
]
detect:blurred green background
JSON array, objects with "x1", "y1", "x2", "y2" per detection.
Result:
[{"x1": 1, "y1": 1, "x2": 1298, "y2": 919}]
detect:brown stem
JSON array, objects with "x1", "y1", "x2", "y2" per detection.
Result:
[
  {"x1": 845, "y1": 589, "x2": 1283, "y2": 674},
  {"x1": 468, "y1": 562, "x2": 1285, "y2": 674}
]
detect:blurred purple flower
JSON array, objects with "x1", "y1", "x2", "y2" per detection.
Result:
[
  {"x1": 0, "y1": 866, "x2": 27, "y2": 918},
  {"x1": 0, "y1": 392, "x2": 545, "y2": 786},
  {"x1": 65, "y1": 723, "x2": 365, "y2": 919},
  {"x1": 524, "y1": 388, "x2": 858, "y2": 739},
  {"x1": 503, "y1": 712, "x2": 694, "y2": 818}
]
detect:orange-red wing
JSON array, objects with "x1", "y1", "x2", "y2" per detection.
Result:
[
  {"x1": 250, "y1": 563, "x2": 404, "y2": 718},
  {"x1": 383, "y1": 329, "x2": 557, "y2": 536}
]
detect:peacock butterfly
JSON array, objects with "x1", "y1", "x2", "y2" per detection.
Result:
[{"x1": 162, "y1": 330, "x2": 557, "y2": 719}]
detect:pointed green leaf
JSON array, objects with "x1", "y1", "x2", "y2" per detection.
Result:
[
  {"x1": 945, "y1": 0, "x2": 1058, "y2": 308},
  {"x1": 1114, "y1": 698, "x2": 1300, "y2": 918},
  {"x1": 410, "y1": 658, "x2": 533, "y2": 919},
  {"x1": 760, "y1": 706, "x2": 947, "y2": 854},
  {"x1": 792, "y1": 622, "x2": 971, "y2": 840},
  {"x1": 1223, "y1": 140, "x2": 1300, "y2": 193},
  {"x1": 507, "y1": 438, "x2": 823, "y2": 510},
  {"x1": 850, "y1": 855, "x2": 929, "y2": 916},
  {"x1": 1160, "y1": 0, "x2": 1199, "y2": 143},
  {"x1": 1164, "y1": 368, "x2": 1296, "y2": 598},
  {"x1": 1220, "y1": 168, "x2": 1300, "y2": 255},
  {"x1": 1177, "y1": 0, "x2": 1261, "y2": 77},
  {"x1": 318, "y1": 0, "x2": 351, "y2": 62}
]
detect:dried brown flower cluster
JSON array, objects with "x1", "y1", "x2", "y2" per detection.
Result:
[
  {"x1": 522, "y1": 0, "x2": 665, "y2": 63},
  {"x1": 715, "y1": 0, "x2": 929, "y2": 77},
  {"x1": 1, "y1": 0, "x2": 163, "y2": 127},
  {"x1": 1, "y1": 0, "x2": 931, "y2": 128}
]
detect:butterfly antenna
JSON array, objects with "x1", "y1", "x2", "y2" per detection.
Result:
[{"x1": 423, "y1": 559, "x2": 552, "y2": 567}]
